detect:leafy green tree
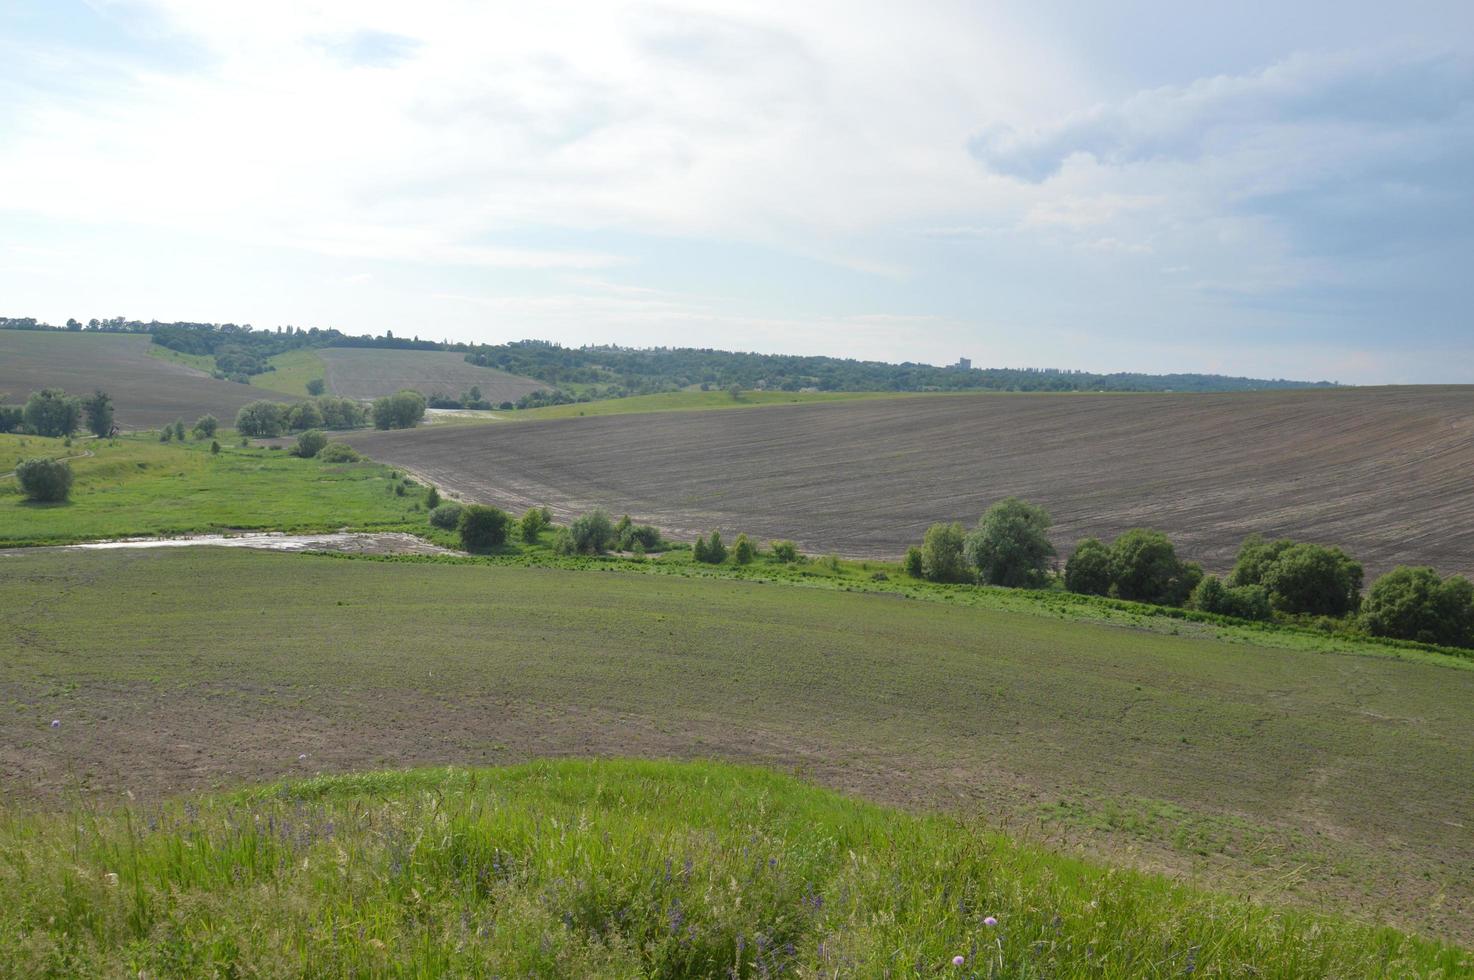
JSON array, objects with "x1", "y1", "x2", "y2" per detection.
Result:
[
  {"x1": 1227, "y1": 535, "x2": 1294, "y2": 587},
  {"x1": 1361, "y1": 567, "x2": 1473, "y2": 647},
  {"x1": 1108, "y1": 529, "x2": 1202, "y2": 606},
  {"x1": 1063, "y1": 538, "x2": 1112, "y2": 595},
  {"x1": 171, "y1": 419, "x2": 186, "y2": 441},
  {"x1": 210, "y1": 440, "x2": 221, "y2": 455},
  {"x1": 0, "y1": 403, "x2": 22, "y2": 434},
  {"x1": 1259, "y1": 543, "x2": 1363, "y2": 616},
  {"x1": 963, "y1": 497, "x2": 1055, "y2": 588},
  {"x1": 372, "y1": 390, "x2": 427, "y2": 430},
  {"x1": 551, "y1": 527, "x2": 575, "y2": 555},
  {"x1": 920, "y1": 522, "x2": 969, "y2": 583},
  {"x1": 82, "y1": 390, "x2": 113, "y2": 437},
  {"x1": 23, "y1": 389, "x2": 82, "y2": 437},
  {"x1": 429, "y1": 502, "x2": 465, "y2": 530},
  {"x1": 293, "y1": 429, "x2": 328, "y2": 458},
  {"x1": 732, "y1": 533, "x2": 755, "y2": 564},
  {"x1": 458, "y1": 504, "x2": 510, "y2": 552},
  {"x1": 693, "y1": 536, "x2": 708, "y2": 562},
  {"x1": 519, "y1": 506, "x2": 549, "y2": 542},
  {"x1": 286, "y1": 401, "x2": 324, "y2": 432},
  {"x1": 235, "y1": 400, "x2": 286, "y2": 438},
  {"x1": 192, "y1": 414, "x2": 219, "y2": 440},
  {"x1": 316, "y1": 397, "x2": 367, "y2": 430},
  {"x1": 703, "y1": 531, "x2": 728, "y2": 564},
  {"x1": 305, "y1": 378, "x2": 326, "y2": 396},
  {"x1": 568, "y1": 509, "x2": 615, "y2": 554},
  {"x1": 1191, "y1": 575, "x2": 1271, "y2": 621},
  {"x1": 426, "y1": 486, "x2": 441, "y2": 510},
  {"x1": 771, "y1": 540, "x2": 799, "y2": 563},
  {"x1": 903, "y1": 546, "x2": 924, "y2": 578},
  {"x1": 14, "y1": 457, "x2": 73, "y2": 502},
  {"x1": 159, "y1": 427, "x2": 172, "y2": 442},
  {"x1": 317, "y1": 442, "x2": 362, "y2": 462}
]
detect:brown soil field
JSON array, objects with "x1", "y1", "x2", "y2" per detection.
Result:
[
  {"x1": 319, "y1": 347, "x2": 546, "y2": 402},
  {"x1": 344, "y1": 386, "x2": 1474, "y2": 577},
  {"x1": 0, "y1": 330, "x2": 282, "y2": 429}
]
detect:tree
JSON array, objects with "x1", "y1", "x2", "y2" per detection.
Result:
[
  {"x1": 903, "y1": 546, "x2": 924, "y2": 578},
  {"x1": 0, "y1": 403, "x2": 22, "y2": 434},
  {"x1": 732, "y1": 533, "x2": 755, "y2": 564},
  {"x1": 426, "y1": 486, "x2": 441, "y2": 509},
  {"x1": 1362, "y1": 567, "x2": 1474, "y2": 648},
  {"x1": 771, "y1": 540, "x2": 799, "y2": 563},
  {"x1": 82, "y1": 390, "x2": 113, "y2": 437},
  {"x1": 1227, "y1": 535, "x2": 1294, "y2": 587},
  {"x1": 519, "y1": 506, "x2": 549, "y2": 542},
  {"x1": 192, "y1": 414, "x2": 219, "y2": 440},
  {"x1": 171, "y1": 419, "x2": 186, "y2": 441},
  {"x1": 693, "y1": 536, "x2": 708, "y2": 563},
  {"x1": 568, "y1": 509, "x2": 616, "y2": 554},
  {"x1": 1107, "y1": 528, "x2": 1202, "y2": 606},
  {"x1": 429, "y1": 502, "x2": 465, "y2": 530},
  {"x1": 458, "y1": 504, "x2": 510, "y2": 551},
  {"x1": 23, "y1": 389, "x2": 82, "y2": 437},
  {"x1": 372, "y1": 390, "x2": 427, "y2": 430},
  {"x1": 1259, "y1": 543, "x2": 1362, "y2": 616},
  {"x1": 703, "y1": 531, "x2": 728, "y2": 564},
  {"x1": 235, "y1": 400, "x2": 286, "y2": 437},
  {"x1": 15, "y1": 457, "x2": 73, "y2": 502},
  {"x1": 963, "y1": 497, "x2": 1055, "y2": 588},
  {"x1": 316, "y1": 397, "x2": 367, "y2": 430},
  {"x1": 210, "y1": 440, "x2": 221, "y2": 455},
  {"x1": 727, "y1": 383, "x2": 743, "y2": 401},
  {"x1": 286, "y1": 401, "x2": 323, "y2": 432},
  {"x1": 305, "y1": 378, "x2": 326, "y2": 396},
  {"x1": 920, "y1": 522, "x2": 969, "y2": 583},
  {"x1": 293, "y1": 429, "x2": 328, "y2": 458},
  {"x1": 1191, "y1": 575, "x2": 1271, "y2": 621},
  {"x1": 1063, "y1": 538, "x2": 1112, "y2": 596}
]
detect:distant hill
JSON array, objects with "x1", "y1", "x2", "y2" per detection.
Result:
[{"x1": 319, "y1": 348, "x2": 545, "y2": 404}]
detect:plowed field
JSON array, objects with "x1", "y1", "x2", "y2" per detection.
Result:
[
  {"x1": 343, "y1": 386, "x2": 1474, "y2": 577},
  {"x1": 0, "y1": 331, "x2": 288, "y2": 429},
  {"x1": 319, "y1": 348, "x2": 545, "y2": 402}
]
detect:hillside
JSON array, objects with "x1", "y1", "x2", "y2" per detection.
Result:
[
  {"x1": 342, "y1": 385, "x2": 1474, "y2": 578},
  {"x1": 0, "y1": 330, "x2": 291, "y2": 428},
  {"x1": 4, "y1": 547, "x2": 1472, "y2": 944},
  {"x1": 2, "y1": 759, "x2": 1464, "y2": 977},
  {"x1": 318, "y1": 347, "x2": 546, "y2": 403}
]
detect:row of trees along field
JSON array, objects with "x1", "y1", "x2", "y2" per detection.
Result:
[
  {"x1": 906, "y1": 497, "x2": 1474, "y2": 650},
  {"x1": 233, "y1": 390, "x2": 425, "y2": 437},
  {"x1": 0, "y1": 388, "x2": 114, "y2": 438}
]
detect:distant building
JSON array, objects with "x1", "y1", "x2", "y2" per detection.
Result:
[{"x1": 953, "y1": 357, "x2": 972, "y2": 371}]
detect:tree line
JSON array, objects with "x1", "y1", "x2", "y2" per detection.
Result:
[{"x1": 906, "y1": 498, "x2": 1474, "y2": 650}]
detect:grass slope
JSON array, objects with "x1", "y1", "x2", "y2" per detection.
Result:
[
  {"x1": 0, "y1": 433, "x2": 432, "y2": 545},
  {"x1": 318, "y1": 347, "x2": 545, "y2": 403},
  {"x1": 342, "y1": 385, "x2": 1474, "y2": 578},
  {"x1": 0, "y1": 331, "x2": 283, "y2": 429},
  {"x1": 249, "y1": 349, "x2": 328, "y2": 397},
  {"x1": 2, "y1": 760, "x2": 1466, "y2": 978},
  {"x1": 4, "y1": 548, "x2": 1472, "y2": 945}
]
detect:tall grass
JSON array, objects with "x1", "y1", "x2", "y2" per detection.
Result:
[{"x1": 1, "y1": 760, "x2": 1466, "y2": 977}]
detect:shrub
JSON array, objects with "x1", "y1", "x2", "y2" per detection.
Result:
[
  {"x1": 1361, "y1": 566, "x2": 1474, "y2": 648},
  {"x1": 159, "y1": 427, "x2": 172, "y2": 442},
  {"x1": 617, "y1": 519, "x2": 663, "y2": 552},
  {"x1": 551, "y1": 527, "x2": 575, "y2": 555},
  {"x1": 519, "y1": 506, "x2": 549, "y2": 542},
  {"x1": 1259, "y1": 543, "x2": 1363, "y2": 617},
  {"x1": 1064, "y1": 538, "x2": 1112, "y2": 596},
  {"x1": 732, "y1": 533, "x2": 755, "y2": 565},
  {"x1": 235, "y1": 400, "x2": 287, "y2": 438},
  {"x1": 1191, "y1": 575, "x2": 1272, "y2": 621},
  {"x1": 316, "y1": 442, "x2": 362, "y2": 463},
  {"x1": 16, "y1": 457, "x2": 74, "y2": 502},
  {"x1": 771, "y1": 540, "x2": 799, "y2": 564},
  {"x1": 693, "y1": 536, "x2": 708, "y2": 563},
  {"x1": 920, "y1": 522, "x2": 969, "y2": 583},
  {"x1": 1108, "y1": 528, "x2": 1202, "y2": 606},
  {"x1": 964, "y1": 497, "x2": 1055, "y2": 588},
  {"x1": 210, "y1": 440, "x2": 221, "y2": 455},
  {"x1": 568, "y1": 509, "x2": 616, "y2": 554},
  {"x1": 82, "y1": 390, "x2": 113, "y2": 437},
  {"x1": 23, "y1": 389, "x2": 82, "y2": 437},
  {"x1": 171, "y1": 419, "x2": 186, "y2": 441},
  {"x1": 292, "y1": 429, "x2": 328, "y2": 458},
  {"x1": 192, "y1": 414, "x2": 219, "y2": 440},
  {"x1": 306, "y1": 378, "x2": 326, "y2": 396},
  {"x1": 372, "y1": 390, "x2": 427, "y2": 430},
  {"x1": 426, "y1": 486, "x2": 441, "y2": 509},
  {"x1": 316, "y1": 397, "x2": 368, "y2": 430},
  {"x1": 706, "y1": 531, "x2": 728, "y2": 564},
  {"x1": 428, "y1": 502, "x2": 465, "y2": 530},
  {"x1": 903, "y1": 546, "x2": 924, "y2": 578},
  {"x1": 458, "y1": 504, "x2": 510, "y2": 552},
  {"x1": 0, "y1": 404, "x2": 22, "y2": 433}
]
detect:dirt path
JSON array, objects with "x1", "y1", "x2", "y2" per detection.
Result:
[{"x1": 0, "y1": 446, "x2": 95, "y2": 481}]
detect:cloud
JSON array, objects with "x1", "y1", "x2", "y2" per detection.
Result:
[{"x1": 311, "y1": 30, "x2": 420, "y2": 68}]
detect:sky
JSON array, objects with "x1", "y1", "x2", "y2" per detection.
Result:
[{"x1": 1, "y1": 1, "x2": 1471, "y2": 382}]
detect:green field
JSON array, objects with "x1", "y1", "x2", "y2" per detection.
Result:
[
  {"x1": 2, "y1": 759, "x2": 1465, "y2": 977},
  {"x1": 454, "y1": 388, "x2": 925, "y2": 423},
  {"x1": 4, "y1": 547, "x2": 1472, "y2": 949},
  {"x1": 249, "y1": 348, "x2": 327, "y2": 397},
  {"x1": 0, "y1": 433, "x2": 431, "y2": 545},
  {"x1": 144, "y1": 343, "x2": 217, "y2": 374}
]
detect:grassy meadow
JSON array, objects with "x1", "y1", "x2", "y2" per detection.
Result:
[
  {"x1": 5, "y1": 547, "x2": 1473, "y2": 950},
  {"x1": 0, "y1": 433, "x2": 432, "y2": 546},
  {"x1": 446, "y1": 388, "x2": 926, "y2": 423},
  {"x1": 250, "y1": 348, "x2": 328, "y2": 397},
  {"x1": 3, "y1": 759, "x2": 1466, "y2": 978}
]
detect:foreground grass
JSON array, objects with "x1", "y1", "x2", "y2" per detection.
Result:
[
  {"x1": 3, "y1": 759, "x2": 1466, "y2": 978},
  {"x1": 0, "y1": 433, "x2": 431, "y2": 545}
]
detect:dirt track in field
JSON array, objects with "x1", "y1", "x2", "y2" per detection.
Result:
[
  {"x1": 319, "y1": 348, "x2": 546, "y2": 403},
  {"x1": 343, "y1": 386, "x2": 1474, "y2": 577},
  {"x1": 0, "y1": 331, "x2": 287, "y2": 429}
]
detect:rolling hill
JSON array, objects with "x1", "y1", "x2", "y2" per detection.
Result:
[
  {"x1": 342, "y1": 385, "x2": 1474, "y2": 578},
  {"x1": 319, "y1": 347, "x2": 546, "y2": 403}
]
